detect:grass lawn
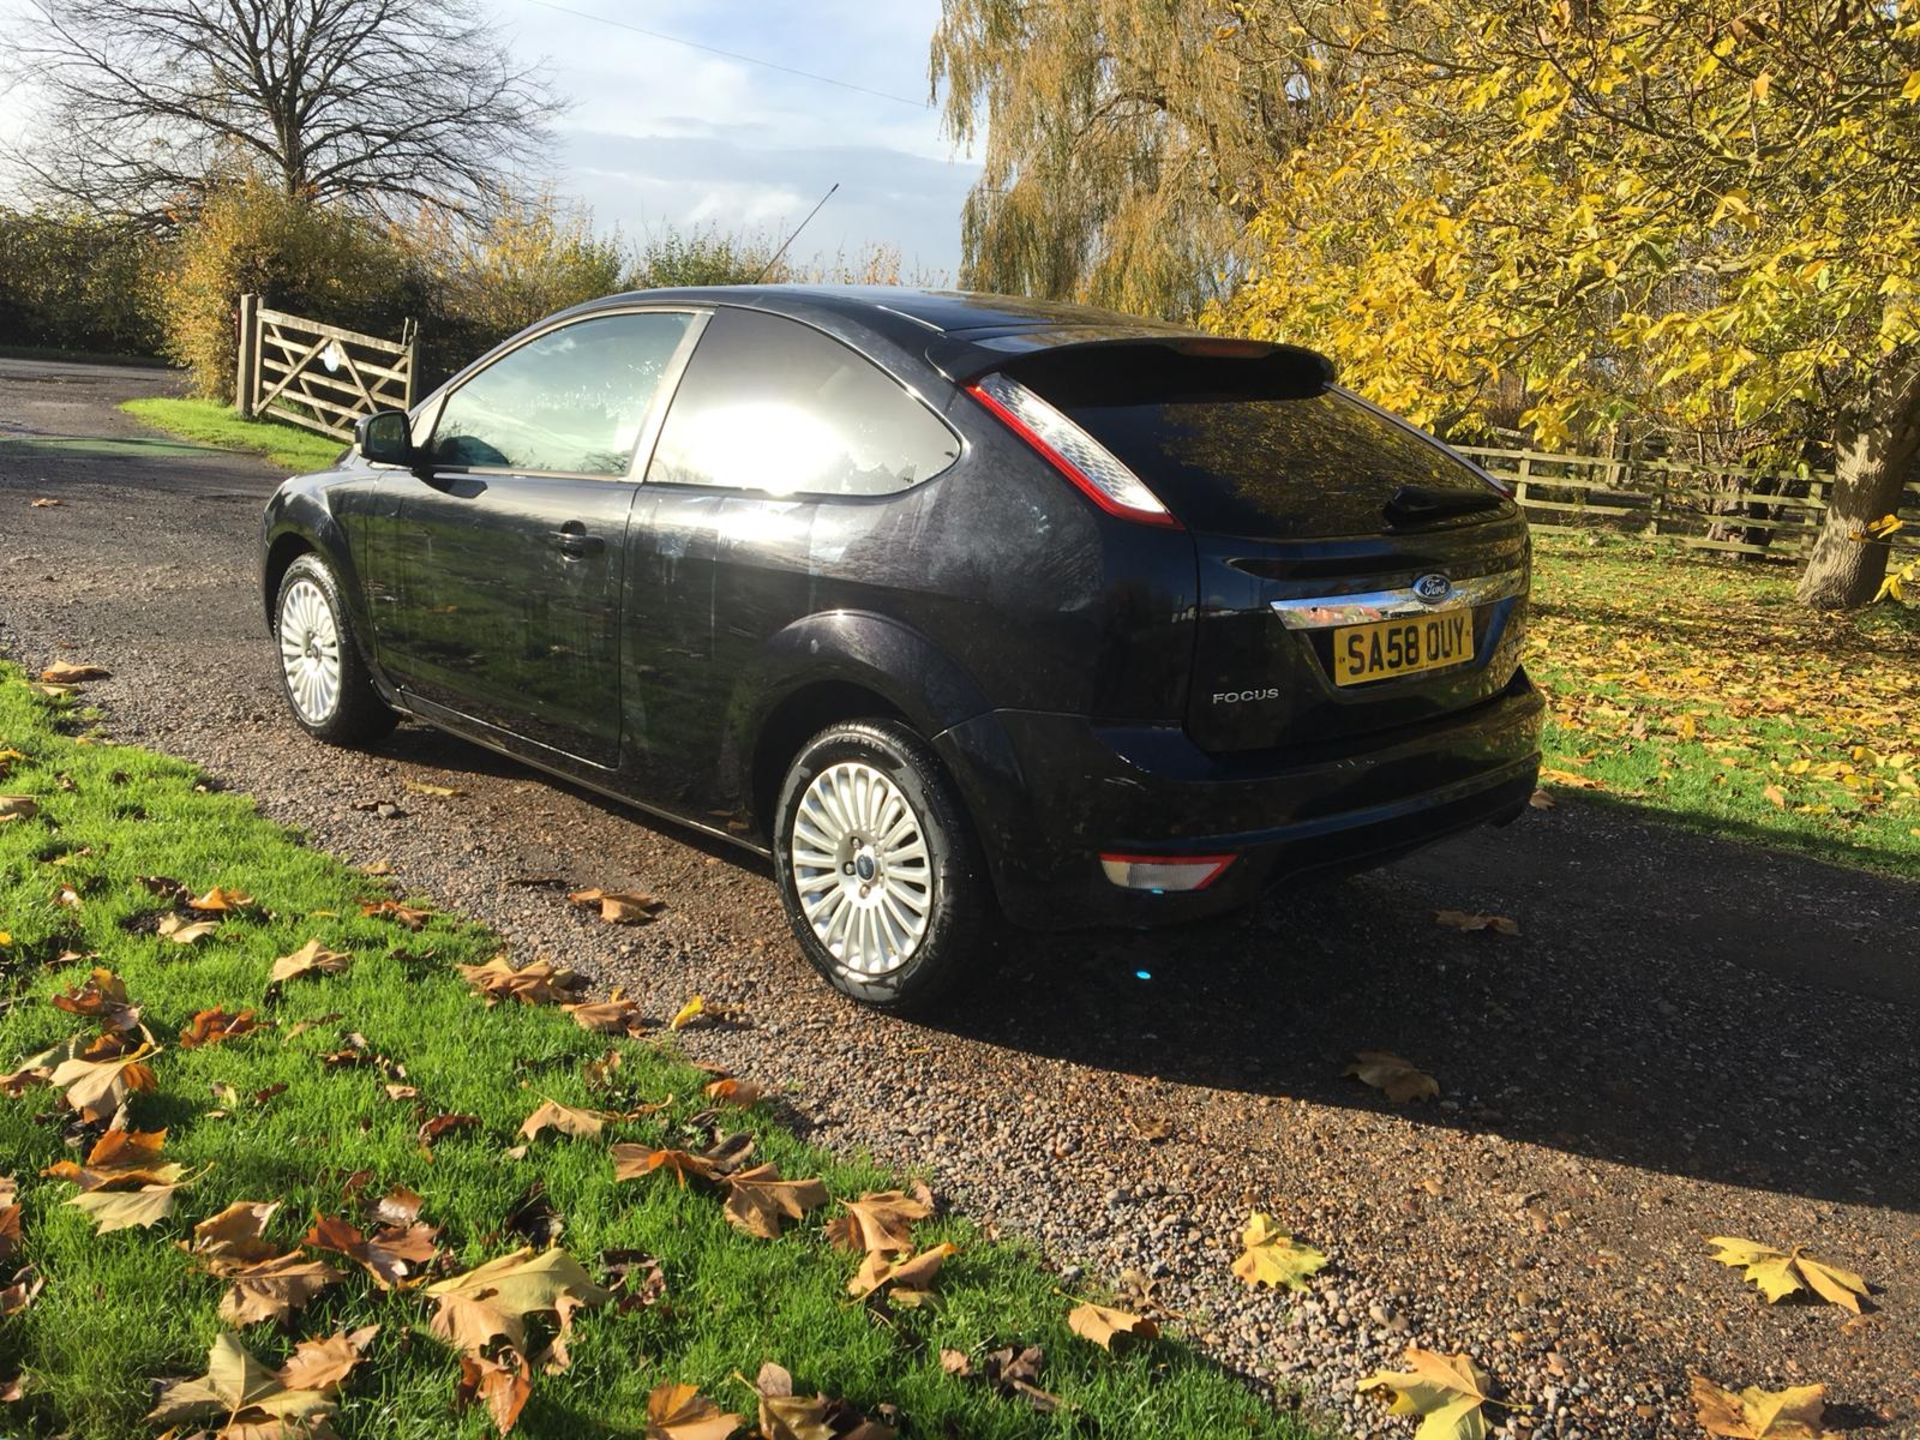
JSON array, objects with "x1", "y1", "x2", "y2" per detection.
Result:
[
  {"x1": 119, "y1": 397, "x2": 347, "y2": 474},
  {"x1": 1528, "y1": 532, "x2": 1920, "y2": 879},
  {"x1": 0, "y1": 668, "x2": 1318, "y2": 1440}
]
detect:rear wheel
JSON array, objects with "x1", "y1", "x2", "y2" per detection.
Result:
[
  {"x1": 773, "y1": 720, "x2": 989, "y2": 1011},
  {"x1": 273, "y1": 554, "x2": 396, "y2": 746}
]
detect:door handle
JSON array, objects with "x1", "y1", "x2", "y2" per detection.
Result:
[{"x1": 551, "y1": 525, "x2": 605, "y2": 558}]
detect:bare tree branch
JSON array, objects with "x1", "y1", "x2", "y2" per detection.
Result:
[{"x1": 0, "y1": 0, "x2": 563, "y2": 223}]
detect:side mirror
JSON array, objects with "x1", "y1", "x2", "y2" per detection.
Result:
[{"x1": 356, "y1": 409, "x2": 417, "y2": 468}]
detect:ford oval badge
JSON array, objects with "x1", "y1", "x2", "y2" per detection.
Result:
[{"x1": 1413, "y1": 573, "x2": 1453, "y2": 605}]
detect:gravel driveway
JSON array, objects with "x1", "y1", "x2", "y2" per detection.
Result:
[{"x1": 4, "y1": 357, "x2": 1917, "y2": 1438}]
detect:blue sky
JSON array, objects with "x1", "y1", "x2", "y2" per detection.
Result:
[
  {"x1": 0, "y1": 0, "x2": 981, "y2": 277},
  {"x1": 486, "y1": 0, "x2": 978, "y2": 277}
]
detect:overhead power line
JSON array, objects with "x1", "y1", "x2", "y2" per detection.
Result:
[{"x1": 510, "y1": 0, "x2": 932, "y2": 110}]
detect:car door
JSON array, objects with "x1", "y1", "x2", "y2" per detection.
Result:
[
  {"x1": 376, "y1": 308, "x2": 700, "y2": 769},
  {"x1": 623, "y1": 307, "x2": 962, "y2": 818}
]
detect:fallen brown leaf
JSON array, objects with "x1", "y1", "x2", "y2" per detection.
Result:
[
  {"x1": 269, "y1": 939, "x2": 352, "y2": 985},
  {"x1": 1067, "y1": 1301, "x2": 1159, "y2": 1350},
  {"x1": 186, "y1": 886, "x2": 255, "y2": 914},
  {"x1": 567, "y1": 888, "x2": 667, "y2": 925},
  {"x1": 645, "y1": 1380, "x2": 740, "y2": 1440},
  {"x1": 305, "y1": 1214, "x2": 440, "y2": 1289},
  {"x1": 360, "y1": 899, "x2": 432, "y2": 930},
  {"x1": 1690, "y1": 1375, "x2": 1836, "y2": 1439},
  {"x1": 848, "y1": 1241, "x2": 957, "y2": 1303},
  {"x1": 456, "y1": 954, "x2": 587, "y2": 1006},
  {"x1": 155, "y1": 913, "x2": 219, "y2": 945},
  {"x1": 456, "y1": 1350, "x2": 532, "y2": 1436},
  {"x1": 39, "y1": 662, "x2": 109, "y2": 684},
  {"x1": 824, "y1": 1190, "x2": 932, "y2": 1257},
  {"x1": 1433, "y1": 909, "x2": 1521, "y2": 936},
  {"x1": 180, "y1": 1007, "x2": 266, "y2": 1048},
  {"x1": 1346, "y1": 1050, "x2": 1440, "y2": 1103},
  {"x1": 519, "y1": 1099, "x2": 606, "y2": 1142},
  {"x1": 722, "y1": 1163, "x2": 829, "y2": 1239},
  {"x1": 276, "y1": 1323, "x2": 379, "y2": 1394},
  {"x1": 216, "y1": 1250, "x2": 343, "y2": 1326}
]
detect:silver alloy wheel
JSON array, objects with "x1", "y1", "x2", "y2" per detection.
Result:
[
  {"x1": 790, "y1": 760, "x2": 933, "y2": 977},
  {"x1": 278, "y1": 577, "x2": 343, "y2": 725}
]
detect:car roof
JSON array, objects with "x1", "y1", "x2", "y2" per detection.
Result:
[{"x1": 559, "y1": 284, "x2": 1204, "y2": 383}]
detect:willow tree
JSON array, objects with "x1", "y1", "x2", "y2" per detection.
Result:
[
  {"x1": 1215, "y1": 0, "x2": 1920, "y2": 608},
  {"x1": 930, "y1": 1, "x2": 1352, "y2": 318}
]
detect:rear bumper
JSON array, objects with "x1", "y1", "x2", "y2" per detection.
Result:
[{"x1": 933, "y1": 670, "x2": 1544, "y2": 930}]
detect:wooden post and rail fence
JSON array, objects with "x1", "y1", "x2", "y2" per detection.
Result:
[{"x1": 234, "y1": 293, "x2": 416, "y2": 442}]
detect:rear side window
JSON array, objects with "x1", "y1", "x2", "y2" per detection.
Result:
[
  {"x1": 1018, "y1": 348, "x2": 1494, "y2": 538},
  {"x1": 648, "y1": 309, "x2": 959, "y2": 497},
  {"x1": 430, "y1": 310, "x2": 693, "y2": 475}
]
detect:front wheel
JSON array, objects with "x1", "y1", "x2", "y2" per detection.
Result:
[
  {"x1": 273, "y1": 554, "x2": 397, "y2": 746},
  {"x1": 773, "y1": 720, "x2": 991, "y2": 1012}
]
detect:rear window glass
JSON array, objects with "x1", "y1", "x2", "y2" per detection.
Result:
[
  {"x1": 648, "y1": 309, "x2": 960, "y2": 498},
  {"x1": 1034, "y1": 367, "x2": 1493, "y2": 538}
]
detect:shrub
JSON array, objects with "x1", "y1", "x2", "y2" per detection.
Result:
[
  {"x1": 402, "y1": 190, "x2": 626, "y2": 388},
  {"x1": 0, "y1": 209, "x2": 163, "y2": 355},
  {"x1": 154, "y1": 178, "x2": 420, "y2": 397}
]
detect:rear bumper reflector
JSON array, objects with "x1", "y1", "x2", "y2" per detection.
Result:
[{"x1": 1099, "y1": 853, "x2": 1237, "y2": 892}]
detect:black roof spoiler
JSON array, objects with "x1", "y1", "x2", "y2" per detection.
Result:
[{"x1": 926, "y1": 327, "x2": 1336, "y2": 393}]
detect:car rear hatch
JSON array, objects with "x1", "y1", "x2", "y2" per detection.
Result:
[{"x1": 940, "y1": 334, "x2": 1531, "y2": 753}]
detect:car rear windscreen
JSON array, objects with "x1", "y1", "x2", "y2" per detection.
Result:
[{"x1": 1010, "y1": 346, "x2": 1498, "y2": 539}]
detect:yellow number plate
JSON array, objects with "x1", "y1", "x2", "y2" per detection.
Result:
[{"x1": 1332, "y1": 612, "x2": 1475, "y2": 685}]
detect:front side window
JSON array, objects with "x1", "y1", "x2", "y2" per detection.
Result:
[
  {"x1": 647, "y1": 309, "x2": 959, "y2": 497},
  {"x1": 430, "y1": 310, "x2": 694, "y2": 475}
]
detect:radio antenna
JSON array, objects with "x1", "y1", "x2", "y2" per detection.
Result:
[{"x1": 755, "y1": 182, "x2": 840, "y2": 283}]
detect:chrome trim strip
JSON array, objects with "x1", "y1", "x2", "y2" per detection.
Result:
[{"x1": 1269, "y1": 569, "x2": 1527, "y2": 630}]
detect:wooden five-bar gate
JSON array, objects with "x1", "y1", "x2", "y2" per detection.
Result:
[{"x1": 234, "y1": 294, "x2": 416, "y2": 441}]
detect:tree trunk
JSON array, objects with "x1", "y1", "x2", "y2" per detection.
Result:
[{"x1": 1797, "y1": 361, "x2": 1920, "y2": 608}]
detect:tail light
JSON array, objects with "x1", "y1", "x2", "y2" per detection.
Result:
[
  {"x1": 1099, "y1": 852, "x2": 1236, "y2": 892},
  {"x1": 967, "y1": 373, "x2": 1180, "y2": 528}
]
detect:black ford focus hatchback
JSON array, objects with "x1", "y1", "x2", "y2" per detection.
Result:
[{"x1": 262, "y1": 287, "x2": 1542, "y2": 1009}]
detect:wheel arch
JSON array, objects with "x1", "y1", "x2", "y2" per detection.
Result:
[{"x1": 738, "y1": 612, "x2": 994, "y2": 843}]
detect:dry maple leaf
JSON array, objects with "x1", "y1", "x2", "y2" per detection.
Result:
[
  {"x1": 269, "y1": 939, "x2": 352, "y2": 985},
  {"x1": 456, "y1": 955, "x2": 587, "y2": 1006},
  {"x1": 146, "y1": 1331, "x2": 336, "y2": 1438},
  {"x1": 1346, "y1": 1050, "x2": 1440, "y2": 1103},
  {"x1": 1, "y1": 1264, "x2": 44, "y2": 1318},
  {"x1": 703, "y1": 1077, "x2": 762, "y2": 1107},
  {"x1": 39, "y1": 662, "x2": 109, "y2": 684},
  {"x1": 216, "y1": 1250, "x2": 343, "y2": 1326},
  {"x1": 418, "y1": 1112, "x2": 480, "y2": 1153},
  {"x1": 276, "y1": 1324, "x2": 379, "y2": 1394},
  {"x1": 49, "y1": 967, "x2": 140, "y2": 1031},
  {"x1": 30, "y1": 496, "x2": 62, "y2": 507},
  {"x1": 1691, "y1": 1376, "x2": 1838, "y2": 1439},
  {"x1": 567, "y1": 888, "x2": 668, "y2": 925},
  {"x1": 645, "y1": 1380, "x2": 741, "y2": 1440},
  {"x1": 185, "y1": 1200, "x2": 283, "y2": 1266},
  {"x1": 156, "y1": 913, "x2": 220, "y2": 945},
  {"x1": 1231, "y1": 1212, "x2": 1328, "y2": 1292},
  {"x1": 722, "y1": 1163, "x2": 829, "y2": 1240},
  {"x1": 186, "y1": 886, "x2": 255, "y2": 914},
  {"x1": 67, "y1": 1179, "x2": 190, "y2": 1233},
  {"x1": 824, "y1": 1190, "x2": 933, "y2": 1257},
  {"x1": 1067, "y1": 1301, "x2": 1160, "y2": 1350},
  {"x1": 456, "y1": 1350, "x2": 533, "y2": 1436},
  {"x1": 360, "y1": 898, "x2": 433, "y2": 930},
  {"x1": 520, "y1": 1099, "x2": 606, "y2": 1142},
  {"x1": 1707, "y1": 1237, "x2": 1870, "y2": 1313},
  {"x1": 978, "y1": 1345, "x2": 1060, "y2": 1414},
  {"x1": 49, "y1": 1040, "x2": 158, "y2": 1122},
  {"x1": 0, "y1": 795, "x2": 39, "y2": 824},
  {"x1": 425, "y1": 1246, "x2": 609, "y2": 1356},
  {"x1": 43, "y1": 1127, "x2": 182, "y2": 1191},
  {"x1": 305, "y1": 1214, "x2": 440, "y2": 1289},
  {"x1": 563, "y1": 996, "x2": 647, "y2": 1036},
  {"x1": 403, "y1": 779, "x2": 465, "y2": 798},
  {"x1": 848, "y1": 1241, "x2": 957, "y2": 1304},
  {"x1": 1433, "y1": 909, "x2": 1521, "y2": 936},
  {"x1": 1358, "y1": 1347, "x2": 1497, "y2": 1440},
  {"x1": 180, "y1": 1007, "x2": 265, "y2": 1048},
  {"x1": 612, "y1": 1145, "x2": 718, "y2": 1187}
]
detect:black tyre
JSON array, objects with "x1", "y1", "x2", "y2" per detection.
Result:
[
  {"x1": 773, "y1": 719, "x2": 991, "y2": 1011},
  {"x1": 272, "y1": 553, "x2": 397, "y2": 746}
]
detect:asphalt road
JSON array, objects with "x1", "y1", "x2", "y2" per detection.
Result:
[{"x1": 3, "y1": 356, "x2": 1916, "y2": 1438}]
